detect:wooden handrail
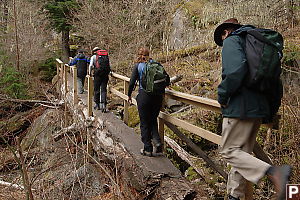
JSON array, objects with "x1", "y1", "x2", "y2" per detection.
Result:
[
  {"x1": 111, "y1": 72, "x2": 130, "y2": 82},
  {"x1": 56, "y1": 58, "x2": 272, "y2": 199},
  {"x1": 165, "y1": 89, "x2": 221, "y2": 113}
]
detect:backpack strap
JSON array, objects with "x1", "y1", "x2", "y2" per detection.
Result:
[
  {"x1": 247, "y1": 29, "x2": 280, "y2": 49},
  {"x1": 95, "y1": 55, "x2": 100, "y2": 68}
]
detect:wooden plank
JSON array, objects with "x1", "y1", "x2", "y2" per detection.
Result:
[
  {"x1": 111, "y1": 72, "x2": 130, "y2": 82},
  {"x1": 159, "y1": 112, "x2": 222, "y2": 145},
  {"x1": 56, "y1": 58, "x2": 63, "y2": 64},
  {"x1": 110, "y1": 88, "x2": 137, "y2": 105}
]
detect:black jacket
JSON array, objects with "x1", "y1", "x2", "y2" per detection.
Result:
[{"x1": 69, "y1": 54, "x2": 90, "y2": 78}]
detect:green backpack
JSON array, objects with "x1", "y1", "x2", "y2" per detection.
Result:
[
  {"x1": 242, "y1": 28, "x2": 283, "y2": 92},
  {"x1": 141, "y1": 61, "x2": 168, "y2": 95}
]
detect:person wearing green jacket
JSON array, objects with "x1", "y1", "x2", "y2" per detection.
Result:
[{"x1": 214, "y1": 18, "x2": 291, "y2": 200}]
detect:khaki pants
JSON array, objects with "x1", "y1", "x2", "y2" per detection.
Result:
[{"x1": 220, "y1": 118, "x2": 271, "y2": 199}]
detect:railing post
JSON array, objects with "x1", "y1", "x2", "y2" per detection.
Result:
[
  {"x1": 245, "y1": 182, "x2": 253, "y2": 200},
  {"x1": 87, "y1": 75, "x2": 93, "y2": 117},
  {"x1": 56, "y1": 63, "x2": 59, "y2": 77},
  {"x1": 123, "y1": 80, "x2": 129, "y2": 125},
  {"x1": 64, "y1": 64, "x2": 68, "y2": 94},
  {"x1": 60, "y1": 63, "x2": 64, "y2": 85},
  {"x1": 158, "y1": 96, "x2": 166, "y2": 149},
  {"x1": 73, "y1": 66, "x2": 78, "y2": 105}
]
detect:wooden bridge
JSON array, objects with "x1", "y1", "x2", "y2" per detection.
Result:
[{"x1": 55, "y1": 58, "x2": 273, "y2": 200}]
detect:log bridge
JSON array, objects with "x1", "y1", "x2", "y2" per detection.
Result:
[{"x1": 55, "y1": 58, "x2": 273, "y2": 200}]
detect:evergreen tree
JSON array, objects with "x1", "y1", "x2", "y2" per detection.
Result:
[{"x1": 44, "y1": 0, "x2": 78, "y2": 62}]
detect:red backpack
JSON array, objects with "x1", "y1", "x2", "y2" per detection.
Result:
[{"x1": 94, "y1": 50, "x2": 111, "y2": 77}]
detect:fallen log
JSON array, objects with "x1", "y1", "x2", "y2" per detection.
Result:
[
  {"x1": 60, "y1": 73, "x2": 198, "y2": 199},
  {"x1": 164, "y1": 121, "x2": 228, "y2": 180},
  {"x1": 0, "y1": 180, "x2": 24, "y2": 190}
]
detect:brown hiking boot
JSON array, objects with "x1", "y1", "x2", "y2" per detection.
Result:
[{"x1": 268, "y1": 165, "x2": 291, "y2": 200}]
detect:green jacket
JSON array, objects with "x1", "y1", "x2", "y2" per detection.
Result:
[{"x1": 218, "y1": 25, "x2": 270, "y2": 119}]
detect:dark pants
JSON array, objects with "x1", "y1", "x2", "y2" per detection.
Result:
[
  {"x1": 94, "y1": 75, "x2": 109, "y2": 105},
  {"x1": 77, "y1": 76, "x2": 85, "y2": 93},
  {"x1": 136, "y1": 89, "x2": 163, "y2": 152}
]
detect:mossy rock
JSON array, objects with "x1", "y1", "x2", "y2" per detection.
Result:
[{"x1": 128, "y1": 106, "x2": 140, "y2": 128}]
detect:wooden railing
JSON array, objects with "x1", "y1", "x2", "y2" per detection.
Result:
[{"x1": 56, "y1": 58, "x2": 273, "y2": 200}]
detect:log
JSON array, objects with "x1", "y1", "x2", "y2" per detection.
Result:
[
  {"x1": 59, "y1": 72, "x2": 198, "y2": 199},
  {"x1": 0, "y1": 180, "x2": 24, "y2": 190},
  {"x1": 53, "y1": 123, "x2": 78, "y2": 142},
  {"x1": 170, "y1": 75, "x2": 183, "y2": 83},
  {"x1": 164, "y1": 136, "x2": 206, "y2": 178},
  {"x1": 164, "y1": 121, "x2": 228, "y2": 180}
]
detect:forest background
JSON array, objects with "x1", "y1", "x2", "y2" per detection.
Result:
[{"x1": 0, "y1": 0, "x2": 299, "y2": 199}]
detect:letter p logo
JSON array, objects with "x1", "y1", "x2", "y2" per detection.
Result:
[{"x1": 287, "y1": 184, "x2": 300, "y2": 200}]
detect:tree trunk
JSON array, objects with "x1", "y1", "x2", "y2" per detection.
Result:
[
  {"x1": 0, "y1": 0, "x2": 8, "y2": 31},
  {"x1": 61, "y1": 29, "x2": 70, "y2": 63},
  {"x1": 12, "y1": 0, "x2": 20, "y2": 71}
]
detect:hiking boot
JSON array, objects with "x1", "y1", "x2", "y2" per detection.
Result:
[
  {"x1": 94, "y1": 103, "x2": 100, "y2": 110},
  {"x1": 268, "y1": 165, "x2": 291, "y2": 200},
  {"x1": 102, "y1": 108, "x2": 108, "y2": 113},
  {"x1": 155, "y1": 144, "x2": 163, "y2": 154},
  {"x1": 100, "y1": 103, "x2": 108, "y2": 113},
  {"x1": 228, "y1": 195, "x2": 240, "y2": 200},
  {"x1": 140, "y1": 149, "x2": 152, "y2": 157}
]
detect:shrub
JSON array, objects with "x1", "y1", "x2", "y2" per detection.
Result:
[
  {"x1": 0, "y1": 66, "x2": 28, "y2": 99},
  {"x1": 38, "y1": 58, "x2": 57, "y2": 82}
]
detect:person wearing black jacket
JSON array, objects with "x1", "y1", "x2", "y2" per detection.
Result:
[
  {"x1": 127, "y1": 47, "x2": 170, "y2": 157},
  {"x1": 69, "y1": 49, "x2": 90, "y2": 94},
  {"x1": 89, "y1": 47, "x2": 110, "y2": 112}
]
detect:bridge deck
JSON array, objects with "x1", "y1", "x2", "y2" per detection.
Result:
[{"x1": 70, "y1": 75, "x2": 182, "y2": 178}]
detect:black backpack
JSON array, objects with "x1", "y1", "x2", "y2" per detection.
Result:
[
  {"x1": 94, "y1": 50, "x2": 111, "y2": 77},
  {"x1": 239, "y1": 28, "x2": 284, "y2": 123},
  {"x1": 241, "y1": 28, "x2": 283, "y2": 93}
]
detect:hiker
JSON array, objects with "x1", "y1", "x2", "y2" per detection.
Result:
[
  {"x1": 127, "y1": 47, "x2": 170, "y2": 157},
  {"x1": 89, "y1": 47, "x2": 111, "y2": 112},
  {"x1": 69, "y1": 49, "x2": 90, "y2": 94},
  {"x1": 214, "y1": 18, "x2": 291, "y2": 200}
]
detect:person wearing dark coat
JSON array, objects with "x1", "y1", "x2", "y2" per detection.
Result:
[
  {"x1": 89, "y1": 47, "x2": 110, "y2": 112},
  {"x1": 214, "y1": 18, "x2": 291, "y2": 200},
  {"x1": 127, "y1": 47, "x2": 170, "y2": 157},
  {"x1": 69, "y1": 49, "x2": 90, "y2": 94}
]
